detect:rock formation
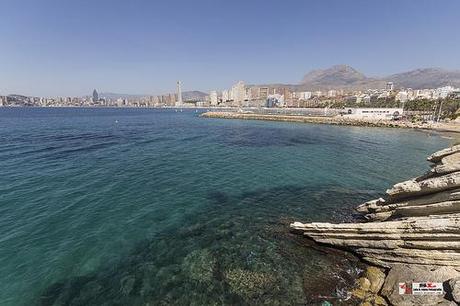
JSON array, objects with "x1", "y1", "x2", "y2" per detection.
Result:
[{"x1": 290, "y1": 145, "x2": 460, "y2": 305}]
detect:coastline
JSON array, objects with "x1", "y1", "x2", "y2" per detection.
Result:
[
  {"x1": 291, "y1": 145, "x2": 460, "y2": 305},
  {"x1": 201, "y1": 111, "x2": 460, "y2": 134}
]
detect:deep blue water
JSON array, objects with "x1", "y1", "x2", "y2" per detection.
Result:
[{"x1": 0, "y1": 108, "x2": 451, "y2": 305}]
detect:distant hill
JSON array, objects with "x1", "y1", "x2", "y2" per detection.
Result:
[
  {"x1": 99, "y1": 92, "x2": 145, "y2": 99},
  {"x1": 296, "y1": 65, "x2": 383, "y2": 90},
  {"x1": 182, "y1": 91, "x2": 208, "y2": 101},
  {"x1": 302, "y1": 65, "x2": 366, "y2": 86},
  {"x1": 98, "y1": 91, "x2": 208, "y2": 100},
  {"x1": 295, "y1": 65, "x2": 460, "y2": 90},
  {"x1": 386, "y1": 68, "x2": 460, "y2": 89},
  {"x1": 254, "y1": 65, "x2": 460, "y2": 91}
]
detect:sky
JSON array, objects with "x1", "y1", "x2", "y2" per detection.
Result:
[{"x1": 1, "y1": 0, "x2": 460, "y2": 96}]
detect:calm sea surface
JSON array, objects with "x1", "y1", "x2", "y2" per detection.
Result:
[{"x1": 0, "y1": 108, "x2": 450, "y2": 305}]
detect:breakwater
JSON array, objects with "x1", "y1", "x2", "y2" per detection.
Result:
[
  {"x1": 201, "y1": 111, "x2": 423, "y2": 129},
  {"x1": 291, "y1": 145, "x2": 460, "y2": 305}
]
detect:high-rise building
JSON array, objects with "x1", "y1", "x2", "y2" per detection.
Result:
[
  {"x1": 209, "y1": 91, "x2": 218, "y2": 106},
  {"x1": 92, "y1": 89, "x2": 99, "y2": 102},
  {"x1": 299, "y1": 91, "x2": 312, "y2": 100},
  {"x1": 231, "y1": 81, "x2": 245, "y2": 106},
  {"x1": 259, "y1": 87, "x2": 269, "y2": 100},
  {"x1": 176, "y1": 81, "x2": 183, "y2": 106},
  {"x1": 386, "y1": 82, "x2": 394, "y2": 91},
  {"x1": 222, "y1": 90, "x2": 229, "y2": 102},
  {"x1": 327, "y1": 90, "x2": 337, "y2": 98}
]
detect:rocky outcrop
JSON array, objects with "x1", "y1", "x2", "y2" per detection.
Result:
[
  {"x1": 427, "y1": 145, "x2": 460, "y2": 162},
  {"x1": 351, "y1": 266, "x2": 388, "y2": 305},
  {"x1": 448, "y1": 277, "x2": 460, "y2": 304},
  {"x1": 381, "y1": 265, "x2": 460, "y2": 306},
  {"x1": 290, "y1": 145, "x2": 460, "y2": 305}
]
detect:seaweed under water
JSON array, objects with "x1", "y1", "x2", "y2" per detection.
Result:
[{"x1": 38, "y1": 186, "x2": 369, "y2": 306}]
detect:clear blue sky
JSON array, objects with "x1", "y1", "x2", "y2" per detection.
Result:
[{"x1": 1, "y1": 0, "x2": 459, "y2": 96}]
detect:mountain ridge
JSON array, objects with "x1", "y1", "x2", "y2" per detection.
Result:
[{"x1": 293, "y1": 65, "x2": 460, "y2": 91}]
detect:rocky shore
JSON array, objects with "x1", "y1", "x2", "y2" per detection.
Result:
[
  {"x1": 201, "y1": 111, "x2": 460, "y2": 133},
  {"x1": 291, "y1": 145, "x2": 460, "y2": 305}
]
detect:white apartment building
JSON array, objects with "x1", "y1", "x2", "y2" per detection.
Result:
[
  {"x1": 313, "y1": 91, "x2": 323, "y2": 97},
  {"x1": 395, "y1": 91, "x2": 409, "y2": 103},
  {"x1": 222, "y1": 90, "x2": 229, "y2": 102},
  {"x1": 209, "y1": 91, "x2": 218, "y2": 106},
  {"x1": 297, "y1": 91, "x2": 312, "y2": 100},
  {"x1": 231, "y1": 81, "x2": 245, "y2": 105},
  {"x1": 327, "y1": 90, "x2": 337, "y2": 97},
  {"x1": 435, "y1": 86, "x2": 455, "y2": 99}
]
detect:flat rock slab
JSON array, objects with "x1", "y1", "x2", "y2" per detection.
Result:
[
  {"x1": 427, "y1": 145, "x2": 460, "y2": 163},
  {"x1": 387, "y1": 172, "x2": 460, "y2": 200}
]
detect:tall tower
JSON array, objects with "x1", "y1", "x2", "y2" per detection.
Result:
[
  {"x1": 176, "y1": 81, "x2": 183, "y2": 106},
  {"x1": 92, "y1": 89, "x2": 99, "y2": 102}
]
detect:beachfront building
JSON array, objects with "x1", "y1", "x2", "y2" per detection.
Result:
[
  {"x1": 175, "y1": 81, "x2": 183, "y2": 107},
  {"x1": 396, "y1": 91, "x2": 409, "y2": 103},
  {"x1": 342, "y1": 108, "x2": 403, "y2": 120},
  {"x1": 327, "y1": 90, "x2": 337, "y2": 98},
  {"x1": 434, "y1": 86, "x2": 456, "y2": 99},
  {"x1": 297, "y1": 91, "x2": 312, "y2": 100},
  {"x1": 209, "y1": 91, "x2": 218, "y2": 106},
  {"x1": 231, "y1": 81, "x2": 245, "y2": 106},
  {"x1": 266, "y1": 94, "x2": 284, "y2": 108}
]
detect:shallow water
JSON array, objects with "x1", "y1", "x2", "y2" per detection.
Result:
[{"x1": 0, "y1": 108, "x2": 450, "y2": 305}]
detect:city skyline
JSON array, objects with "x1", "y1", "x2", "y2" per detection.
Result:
[{"x1": 1, "y1": 0, "x2": 460, "y2": 96}]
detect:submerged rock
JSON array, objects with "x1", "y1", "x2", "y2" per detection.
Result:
[
  {"x1": 120, "y1": 275, "x2": 136, "y2": 296},
  {"x1": 224, "y1": 268, "x2": 277, "y2": 299},
  {"x1": 181, "y1": 249, "x2": 216, "y2": 284}
]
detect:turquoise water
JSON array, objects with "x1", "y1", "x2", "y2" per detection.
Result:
[{"x1": 0, "y1": 108, "x2": 450, "y2": 305}]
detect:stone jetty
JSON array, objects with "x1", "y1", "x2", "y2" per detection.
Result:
[
  {"x1": 201, "y1": 111, "x2": 429, "y2": 129},
  {"x1": 291, "y1": 145, "x2": 460, "y2": 305}
]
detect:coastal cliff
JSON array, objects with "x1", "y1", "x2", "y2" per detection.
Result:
[{"x1": 291, "y1": 145, "x2": 460, "y2": 305}]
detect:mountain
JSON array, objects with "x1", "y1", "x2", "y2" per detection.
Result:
[
  {"x1": 182, "y1": 91, "x2": 208, "y2": 101},
  {"x1": 302, "y1": 65, "x2": 365, "y2": 86},
  {"x1": 386, "y1": 68, "x2": 460, "y2": 89},
  {"x1": 294, "y1": 65, "x2": 460, "y2": 91},
  {"x1": 297, "y1": 65, "x2": 383, "y2": 90}
]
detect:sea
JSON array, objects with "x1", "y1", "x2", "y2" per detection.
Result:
[{"x1": 0, "y1": 107, "x2": 451, "y2": 305}]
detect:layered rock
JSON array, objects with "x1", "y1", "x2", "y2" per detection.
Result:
[{"x1": 290, "y1": 145, "x2": 460, "y2": 305}]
